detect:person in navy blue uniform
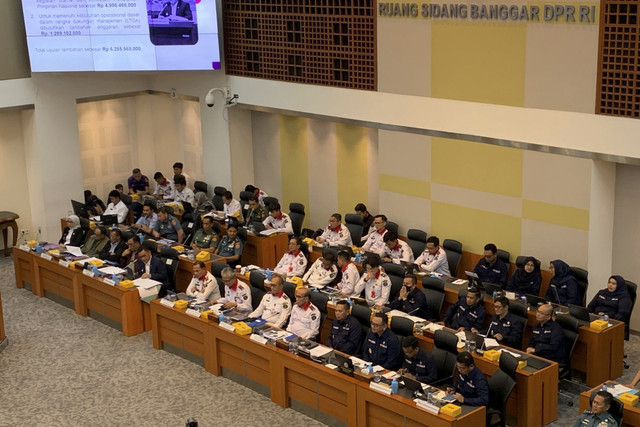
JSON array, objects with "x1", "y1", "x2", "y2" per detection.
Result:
[
  {"x1": 362, "y1": 312, "x2": 401, "y2": 370},
  {"x1": 326, "y1": 300, "x2": 363, "y2": 355},
  {"x1": 545, "y1": 259, "x2": 580, "y2": 306},
  {"x1": 473, "y1": 296, "x2": 523, "y2": 349},
  {"x1": 587, "y1": 275, "x2": 632, "y2": 321},
  {"x1": 526, "y1": 303, "x2": 565, "y2": 363},
  {"x1": 473, "y1": 243, "x2": 508, "y2": 288},
  {"x1": 387, "y1": 275, "x2": 428, "y2": 319},
  {"x1": 398, "y1": 336, "x2": 437, "y2": 384},
  {"x1": 446, "y1": 351, "x2": 489, "y2": 406},
  {"x1": 443, "y1": 287, "x2": 486, "y2": 332},
  {"x1": 506, "y1": 256, "x2": 542, "y2": 297}
]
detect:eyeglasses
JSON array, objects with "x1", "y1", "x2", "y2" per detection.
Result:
[
  {"x1": 494, "y1": 304, "x2": 505, "y2": 309},
  {"x1": 371, "y1": 322, "x2": 385, "y2": 328},
  {"x1": 295, "y1": 295, "x2": 307, "y2": 299}
]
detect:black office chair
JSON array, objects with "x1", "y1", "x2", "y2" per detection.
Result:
[
  {"x1": 250, "y1": 270, "x2": 267, "y2": 292},
  {"x1": 288, "y1": 203, "x2": 306, "y2": 237},
  {"x1": 487, "y1": 352, "x2": 518, "y2": 427},
  {"x1": 507, "y1": 301, "x2": 528, "y2": 349},
  {"x1": 239, "y1": 191, "x2": 253, "y2": 218},
  {"x1": 432, "y1": 329, "x2": 458, "y2": 387},
  {"x1": 351, "y1": 304, "x2": 372, "y2": 344},
  {"x1": 588, "y1": 392, "x2": 624, "y2": 426},
  {"x1": 421, "y1": 276, "x2": 445, "y2": 321},
  {"x1": 344, "y1": 214, "x2": 364, "y2": 247},
  {"x1": 251, "y1": 221, "x2": 266, "y2": 233},
  {"x1": 193, "y1": 181, "x2": 208, "y2": 195},
  {"x1": 390, "y1": 316, "x2": 414, "y2": 341},
  {"x1": 442, "y1": 239, "x2": 462, "y2": 277},
  {"x1": 406, "y1": 229, "x2": 427, "y2": 260},
  {"x1": 556, "y1": 314, "x2": 581, "y2": 405},
  {"x1": 217, "y1": 278, "x2": 225, "y2": 299},
  {"x1": 262, "y1": 197, "x2": 279, "y2": 208},
  {"x1": 212, "y1": 186, "x2": 226, "y2": 211},
  {"x1": 382, "y1": 262, "x2": 404, "y2": 302},
  {"x1": 321, "y1": 246, "x2": 339, "y2": 261},
  {"x1": 210, "y1": 261, "x2": 228, "y2": 278},
  {"x1": 283, "y1": 281, "x2": 296, "y2": 303},
  {"x1": 143, "y1": 239, "x2": 158, "y2": 254},
  {"x1": 250, "y1": 286, "x2": 265, "y2": 310},
  {"x1": 160, "y1": 247, "x2": 179, "y2": 291},
  {"x1": 525, "y1": 293, "x2": 546, "y2": 308},
  {"x1": 120, "y1": 193, "x2": 133, "y2": 206},
  {"x1": 496, "y1": 249, "x2": 510, "y2": 266},
  {"x1": 483, "y1": 282, "x2": 502, "y2": 298},
  {"x1": 568, "y1": 304, "x2": 591, "y2": 326},
  {"x1": 310, "y1": 291, "x2": 329, "y2": 340},
  {"x1": 570, "y1": 266, "x2": 589, "y2": 307},
  {"x1": 181, "y1": 220, "x2": 197, "y2": 245},
  {"x1": 386, "y1": 221, "x2": 399, "y2": 235}
]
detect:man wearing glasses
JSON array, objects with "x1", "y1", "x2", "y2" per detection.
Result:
[
  {"x1": 472, "y1": 296, "x2": 523, "y2": 348},
  {"x1": 446, "y1": 351, "x2": 489, "y2": 406},
  {"x1": 361, "y1": 215, "x2": 388, "y2": 256},
  {"x1": 286, "y1": 287, "x2": 320, "y2": 340},
  {"x1": 215, "y1": 267, "x2": 252, "y2": 315},
  {"x1": 354, "y1": 256, "x2": 392, "y2": 308},
  {"x1": 249, "y1": 275, "x2": 291, "y2": 328},
  {"x1": 362, "y1": 312, "x2": 401, "y2": 370},
  {"x1": 526, "y1": 303, "x2": 565, "y2": 363},
  {"x1": 316, "y1": 213, "x2": 352, "y2": 247}
]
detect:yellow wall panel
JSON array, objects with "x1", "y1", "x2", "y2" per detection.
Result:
[
  {"x1": 431, "y1": 137, "x2": 523, "y2": 197},
  {"x1": 279, "y1": 116, "x2": 309, "y2": 223},
  {"x1": 431, "y1": 201, "x2": 522, "y2": 255},
  {"x1": 431, "y1": 21, "x2": 527, "y2": 106},
  {"x1": 379, "y1": 174, "x2": 430, "y2": 199},
  {"x1": 336, "y1": 123, "x2": 368, "y2": 215},
  {"x1": 522, "y1": 200, "x2": 589, "y2": 230}
]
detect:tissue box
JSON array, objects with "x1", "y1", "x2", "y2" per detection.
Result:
[
  {"x1": 119, "y1": 280, "x2": 135, "y2": 289},
  {"x1": 196, "y1": 251, "x2": 210, "y2": 261},
  {"x1": 590, "y1": 319, "x2": 608, "y2": 331},
  {"x1": 619, "y1": 392, "x2": 639, "y2": 406},
  {"x1": 28, "y1": 240, "x2": 38, "y2": 248},
  {"x1": 483, "y1": 349, "x2": 500, "y2": 361},
  {"x1": 172, "y1": 245, "x2": 185, "y2": 253},
  {"x1": 233, "y1": 322, "x2": 253, "y2": 335},
  {"x1": 290, "y1": 277, "x2": 304, "y2": 288},
  {"x1": 518, "y1": 360, "x2": 528, "y2": 369},
  {"x1": 201, "y1": 310, "x2": 213, "y2": 319},
  {"x1": 88, "y1": 259, "x2": 104, "y2": 267},
  {"x1": 441, "y1": 404, "x2": 461, "y2": 417},
  {"x1": 174, "y1": 300, "x2": 188, "y2": 309}
]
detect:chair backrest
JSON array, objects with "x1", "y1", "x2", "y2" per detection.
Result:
[
  {"x1": 283, "y1": 281, "x2": 296, "y2": 303},
  {"x1": 570, "y1": 266, "x2": 589, "y2": 306},
  {"x1": 406, "y1": 229, "x2": 427, "y2": 260},
  {"x1": 322, "y1": 246, "x2": 339, "y2": 261},
  {"x1": 210, "y1": 261, "x2": 228, "y2": 278},
  {"x1": 250, "y1": 286, "x2": 265, "y2": 310},
  {"x1": 250, "y1": 270, "x2": 267, "y2": 291},
  {"x1": 120, "y1": 193, "x2": 132, "y2": 206},
  {"x1": 442, "y1": 239, "x2": 462, "y2": 277},
  {"x1": 488, "y1": 367, "x2": 517, "y2": 421},
  {"x1": 499, "y1": 351, "x2": 519, "y2": 381},
  {"x1": 515, "y1": 255, "x2": 528, "y2": 269},
  {"x1": 239, "y1": 190, "x2": 253, "y2": 217},
  {"x1": 159, "y1": 246, "x2": 179, "y2": 260},
  {"x1": 217, "y1": 278, "x2": 225, "y2": 299},
  {"x1": 483, "y1": 282, "x2": 502, "y2": 298},
  {"x1": 588, "y1": 392, "x2": 624, "y2": 426},
  {"x1": 508, "y1": 301, "x2": 528, "y2": 349},
  {"x1": 382, "y1": 262, "x2": 405, "y2": 302},
  {"x1": 556, "y1": 314, "x2": 581, "y2": 369},
  {"x1": 390, "y1": 316, "x2": 414, "y2": 340},
  {"x1": 143, "y1": 240, "x2": 158, "y2": 254},
  {"x1": 194, "y1": 180, "x2": 208, "y2": 195},
  {"x1": 212, "y1": 186, "x2": 226, "y2": 211},
  {"x1": 160, "y1": 256, "x2": 178, "y2": 290},
  {"x1": 288, "y1": 203, "x2": 306, "y2": 236},
  {"x1": 351, "y1": 303, "x2": 372, "y2": 329},
  {"x1": 497, "y1": 249, "x2": 510, "y2": 265},
  {"x1": 386, "y1": 221, "x2": 399, "y2": 235},
  {"x1": 421, "y1": 276, "x2": 445, "y2": 321},
  {"x1": 432, "y1": 330, "x2": 458, "y2": 384},
  {"x1": 344, "y1": 214, "x2": 364, "y2": 246},
  {"x1": 262, "y1": 196, "x2": 278, "y2": 208},
  {"x1": 626, "y1": 280, "x2": 637, "y2": 340}
]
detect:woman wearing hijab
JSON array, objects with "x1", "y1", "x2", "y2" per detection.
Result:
[
  {"x1": 506, "y1": 256, "x2": 542, "y2": 296},
  {"x1": 58, "y1": 215, "x2": 85, "y2": 248},
  {"x1": 544, "y1": 260, "x2": 581, "y2": 306},
  {"x1": 587, "y1": 275, "x2": 631, "y2": 321}
]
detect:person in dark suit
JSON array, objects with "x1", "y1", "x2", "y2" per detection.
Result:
[
  {"x1": 99, "y1": 228, "x2": 126, "y2": 263},
  {"x1": 134, "y1": 246, "x2": 168, "y2": 286},
  {"x1": 159, "y1": 0, "x2": 193, "y2": 20},
  {"x1": 59, "y1": 215, "x2": 86, "y2": 248}
]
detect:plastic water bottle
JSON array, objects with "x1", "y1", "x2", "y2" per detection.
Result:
[
  {"x1": 92, "y1": 265, "x2": 99, "y2": 275},
  {"x1": 266, "y1": 269, "x2": 272, "y2": 281},
  {"x1": 35, "y1": 244, "x2": 42, "y2": 254},
  {"x1": 427, "y1": 391, "x2": 433, "y2": 403},
  {"x1": 218, "y1": 313, "x2": 226, "y2": 323},
  {"x1": 391, "y1": 379, "x2": 398, "y2": 394},
  {"x1": 521, "y1": 295, "x2": 528, "y2": 307},
  {"x1": 355, "y1": 252, "x2": 362, "y2": 263},
  {"x1": 138, "y1": 233, "x2": 144, "y2": 244},
  {"x1": 601, "y1": 383, "x2": 608, "y2": 392},
  {"x1": 367, "y1": 365, "x2": 374, "y2": 374},
  {"x1": 603, "y1": 314, "x2": 609, "y2": 322}
]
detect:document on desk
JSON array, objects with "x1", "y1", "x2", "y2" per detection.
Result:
[
  {"x1": 608, "y1": 384, "x2": 633, "y2": 397},
  {"x1": 498, "y1": 348, "x2": 521, "y2": 358},
  {"x1": 349, "y1": 356, "x2": 368, "y2": 369},
  {"x1": 484, "y1": 338, "x2": 500, "y2": 348},
  {"x1": 65, "y1": 245, "x2": 84, "y2": 257},
  {"x1": 309, "y1": 345, "x2": 333, "y2": 359},
  {"x1": 76, "y1": 257, "x2": 99, "y2": 266},
  {"x1": 134, "y1": 278, "x2": 162, "y2": 290},
  {"x1": 138, "y1": 286, "x2": 159, "y2": 299},
  {"x1": 259, "y1": 229, "x2": 280, "y2": 236},
  {"x1": 99, "y1": 266, "x2": 126, "y2": 275},
  {"x1": 424, "y1": 323, "x2": 444, "y2": 333}
]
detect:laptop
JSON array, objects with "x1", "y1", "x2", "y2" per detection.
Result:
[
  {"x1": 522, "y1": 355, "x2": 550, "y2": 370},
  {"x1": 182, "y1": 201, "x2": 194, "y2": 213},
  {"x1": 464, "y1": 271, "x2": 484, "y2": 291},
  {"x1": 330, "y1": 352, "x2": 355, "y2": 376},
  {"x1": 101, "y1": 214, "x2": 118, "y2": 226},
  {"x1": 401, "y1": 375, "x2": 423, "y2": 394},
  {"x1": 71, "y1": 199, "x2": 88, "y2": 218},
  {"x1": 464, "y1": 330, "x2": 485, "y2": 350}
]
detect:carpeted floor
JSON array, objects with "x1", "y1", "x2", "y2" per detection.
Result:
[{"x1": 1, "y1": 253, "x2": 639, "y2": 426}]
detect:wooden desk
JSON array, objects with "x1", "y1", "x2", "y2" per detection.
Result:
[
  {"x1": 580, "y1": 382, "x2": 640, "y2": 427},
  {"x1": 150, "y1": 300, "x2": 485, "y2": 426},
  {"x1": 13, "y1": 248, "x2": 145, "y2": 337}
]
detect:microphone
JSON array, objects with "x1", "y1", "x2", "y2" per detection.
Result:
[
  {"x1": 407, "y1": 306, "x2": 421, "y2": 315},
  {"x1": 551, "y1": 284, "x2": 562, "y2": 305}
]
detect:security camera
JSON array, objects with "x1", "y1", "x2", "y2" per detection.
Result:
[{"x1": 205, "y1": 87, "x2": 232, "y2": 108}]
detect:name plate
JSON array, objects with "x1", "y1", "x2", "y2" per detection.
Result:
[
  {"x1": 160, "y1": 299, "x2": 175, "y2": 308},
  {"x1": 369, "y1": 382, "x2": 392, "y2": 395},
  {"x1": 250, "y1": 334, "x2": 268, "y2": 345},
  {"x1": 415, "y1": 399, "x2": 440, "y2": 414},
  {"x1": 58, "y1": 260, "x2": 70, "y2": 268},
  {"x1": 19, "y1": 244, "x2": 30, "y2": 252},
  {"x1": 185, "y1": 308, "x2": 201, "y2": 318},
  {"x1": 103, "y1": 278, "x2": 116, "y2": 286},
  {"x1": 82, "y1": 269, "x2": 95, "y2": 278},
  {"x1": 40, "y1": 253, "x2": 53, "y2": 261},
  {"x1": 219, "y1": 322, "x2": 236, "y2": 332}
]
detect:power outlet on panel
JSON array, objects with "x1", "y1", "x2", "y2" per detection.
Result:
[{"x1": 20, "y1": 229, "x2": 29, "y2": 236}]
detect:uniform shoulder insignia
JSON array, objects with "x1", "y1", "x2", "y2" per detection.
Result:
[
  {"x1": 243, "y1": 294, "x2": 248, "y2": 300},
  {"x1": 235, "y1": 243, "x2": 241, "y2": 248},
  {"x1": 282, "y1": 303, "x2": 288, "y2": 309},
  {"x1": 311, "y1": 314, "x2": 317, "y2": 320},
  {"x1": 298, "y1": 259, "x2": 304, "y2": 265}
]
